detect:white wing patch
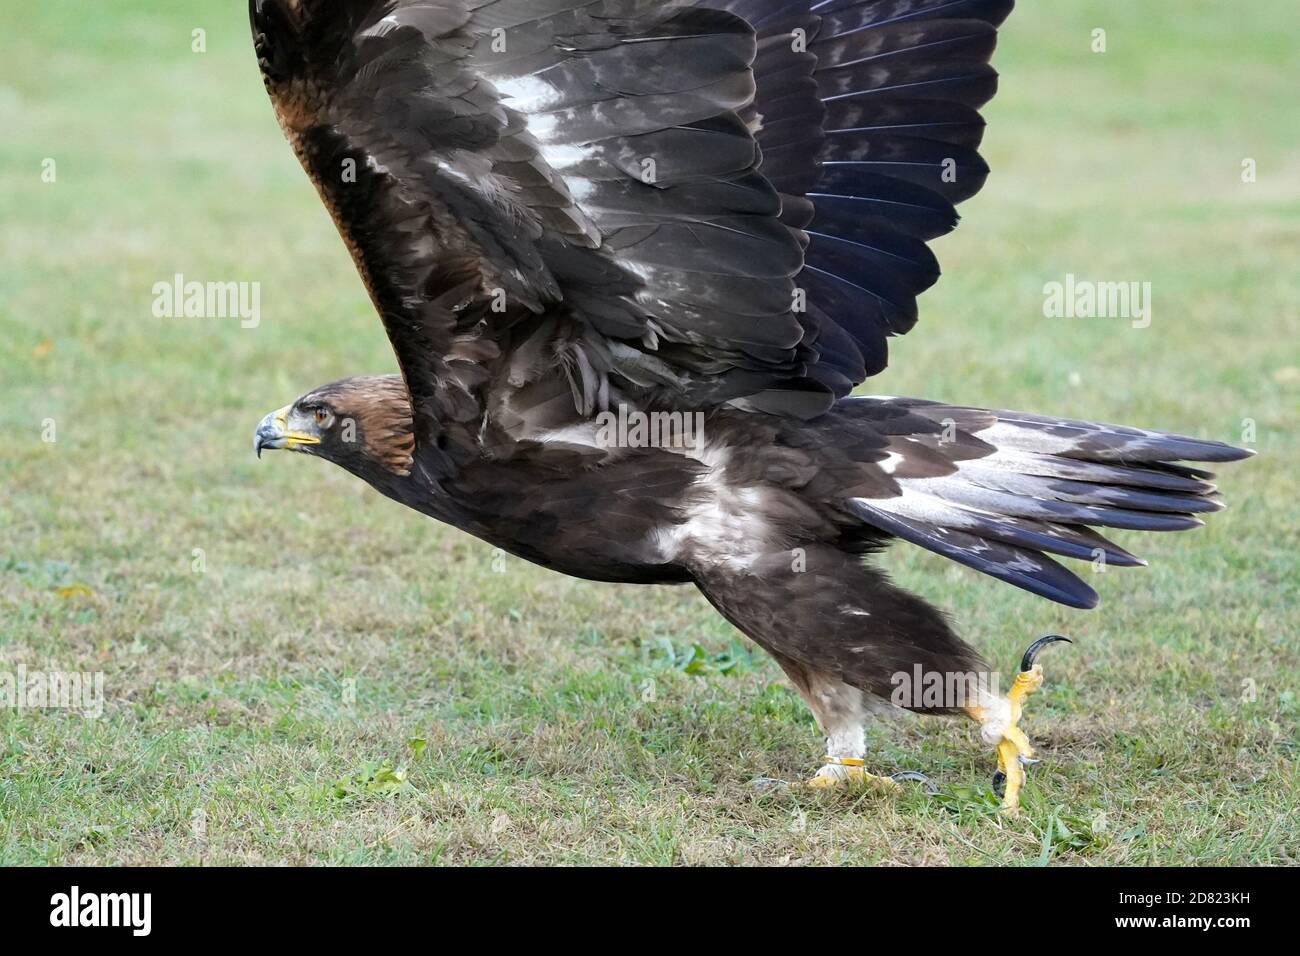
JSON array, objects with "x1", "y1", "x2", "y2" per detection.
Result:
[
  {"x1": 652, "y1": 444, "x2": 778, "y2": 574},
  {"x1": 492, "y1": 73, "x2": 567, "y2": 112}
]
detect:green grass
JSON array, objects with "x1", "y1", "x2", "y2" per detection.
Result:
[{"x1": 1, "y1": 1, "x2": 1296, "y2": 865}]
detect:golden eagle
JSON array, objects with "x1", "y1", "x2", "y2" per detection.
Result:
[{"x1": 248, "y1": 0, "x2": 1250, "y2": 810}]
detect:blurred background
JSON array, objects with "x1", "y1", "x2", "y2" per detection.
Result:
[{"x1": 1, "y1": 2, "x2": 1296, "y2": 864}]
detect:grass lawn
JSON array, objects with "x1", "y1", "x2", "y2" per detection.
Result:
[{"x1": 1, "y1": 1, "x2": 1296, "y2": 865}]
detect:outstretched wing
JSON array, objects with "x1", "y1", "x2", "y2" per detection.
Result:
[
  {"x1": 724, "y1": 0, "x2": 1012, "y2": 380},
  {"x1": 249, "y1": 0, "x2": 1010, "y2": 445}
]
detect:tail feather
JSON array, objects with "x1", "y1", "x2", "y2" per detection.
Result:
[
  {"x1": 895, "y1": 399, "x2": 1255, "y2": 465},
  {"x1": 848, "y1": 498, "x2": 1102, "y2": 609},
  {"x1": 848, "y1": 491, "x2": 1144, "y2": 567},
  {"x1": 972, "y1": 448, "x2": 1217, "y2": 494},
  {"x1": 845, "y1": 397, "x2": 1253, "y2": 608},
  {"x1": 890, "y1": 472, "x2": 1212, "y2": 530}
]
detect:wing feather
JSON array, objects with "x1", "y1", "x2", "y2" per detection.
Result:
[{"x1": 250, "y1": 0, "x2": 1014, "y2": 442}]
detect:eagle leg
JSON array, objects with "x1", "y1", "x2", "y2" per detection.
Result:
[
  {"x1": 970, "y1": 636, "x2": 1072, "y2": 813},
  {"x1": 696, "y1": 548, "x2": 983, "y2": 795},
  {"x1": 764, "y1": 651, "x2": 932, "y2": 792}
]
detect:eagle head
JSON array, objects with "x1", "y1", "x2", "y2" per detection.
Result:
[{"x1": 254, "y1": 376, "x2": 415, "y2": 479}]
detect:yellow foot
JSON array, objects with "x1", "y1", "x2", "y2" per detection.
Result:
[
  {"x1": 807, "y1": 758, "x2": 933, "y2": 792},
  {"x1": 989, "y1": 635, "x2": 1071, "y2": 813},
  {"x1": 808, "y1": 758, "x2": 897, "y2": 789}
]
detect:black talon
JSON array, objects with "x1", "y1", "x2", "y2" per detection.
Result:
[
  {"x1": 1021, "y1": 634, "x2": 1073, "y2": 673},
  {"x1": 891, "y1": 771, "x2": 938, "y2": 795},
  {"x1": 991, "y1": 770, "x2": 1007, "y2": 799}
]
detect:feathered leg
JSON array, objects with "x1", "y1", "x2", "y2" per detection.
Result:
[
  {"x1": 768, "y1": 651, "x2": 896, "y2": 788},
  {"x1": 694, "y1": 544, "x2": 986, "y2": 789}
]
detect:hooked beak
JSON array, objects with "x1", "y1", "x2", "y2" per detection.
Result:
[{"x1": 254, "y1": 404, "x2": 321, "y2": 459}]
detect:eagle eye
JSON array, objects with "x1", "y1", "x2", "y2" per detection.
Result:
[{"x1": 313, "y1": 408, "x2": 330, "y2": 426}]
